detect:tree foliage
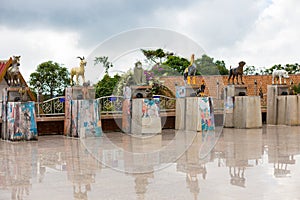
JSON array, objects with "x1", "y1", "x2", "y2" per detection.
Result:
[
  {"x1": 141, "y1": 48, "x2": 173, "y2": 65},
  {"x1": 94, "y1": 56, "x2": 113, "y2": 74},
  {"x1": 195, "y1": 54, "x2": 228, "y2": 75},
  {"x1": 95, "y1": 74, "x2": 121, "y2": 98},
  {"x1": 244, "y1": 65, "x2": 259, "y2": 75},
  {"x1": 29, "y1": 61, "x2": 70, "y2": 99},
  {"x1": 263, "y1": 63, "x2": 300, "y2": 74},
  {"x1": 162, "y1": 56, "x2": 190, "y2": 74},
  {"x1": 292, "y1": 83, "x2": 300, "y2": 94}
]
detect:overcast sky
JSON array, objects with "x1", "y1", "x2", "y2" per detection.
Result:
[{"x1": 1, "y1": 0, "x2": 299, "y2": 82}]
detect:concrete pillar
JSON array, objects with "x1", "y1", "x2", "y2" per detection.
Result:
[
  {"x1": 64, "y1": 86, "x2": 101, "y2": 138},
  {"x1": 286, "y1": 96, "x2": 298, "y2": 126},
  {"x1": 185, "y1": 97, "x2": 202, "y2": 131},
  {"x1": 275, "y1": 96, "x2": 287, "y2": 125},
  {"x1": 233, "y1": 96, "x2": 262, "y2": 128},
  {"x1": 224, "y1": 85, "x2": 261, "y2": 129},
  {"x1": 224, "y1": 96, "x2": 234, "y2": 128},
  {"x1": 267, "y1": 85, "x2": 289, "y2": 125},
  {"x1": 176, "y1": 97, "x2": 215, "y2": 131},
  {"x1": 298, "y1": 96, "x2": 300, "y2": 125},
  {"x1": 175, "y1": 98, "x2": 186, "y2": 130},
  {"x1": 131, "y1": 98, "x2": 161, "y2": 135}
]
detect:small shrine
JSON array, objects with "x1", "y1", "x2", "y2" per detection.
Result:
[{"x1": 0, "y1": 56, "x2": 38, "y2": 141}]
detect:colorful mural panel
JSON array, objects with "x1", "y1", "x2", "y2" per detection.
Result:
[
  {"x1": 69, "y1": 99, "x2": 102, "y2": 138},
  {"x1": 199, "y1": 97, "x2": 215, "y2": 131},
  {"x1": 142, "y1": 98, "x2": 160, "y2": 118},
  {"x1": 2, "y1": 102, "x2": 37, "y2": 141}
]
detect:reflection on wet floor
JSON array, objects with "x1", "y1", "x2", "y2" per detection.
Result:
[{"x1": 0, "y1": 125, "x2": 300, "y2": 199}]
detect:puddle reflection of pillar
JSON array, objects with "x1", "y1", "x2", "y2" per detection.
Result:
[
  {"x1": 122, "y1": 134, "x2": 160, "y2": 199},
  {"x1": 266, "y1": 126, "x2": 300, "y2": 178},
  {"x1": 177, "y1": 133, "x2": 209, "y2": 199},
  {"x1": 222, "y1": 128, "x2": 263, "y2": 187},
  {"x1": 64, "y1": 138, "x2": 99, "y2": 200},
  {"x1": 0, "y1": 142, "x2": 36, "y2": 199}
]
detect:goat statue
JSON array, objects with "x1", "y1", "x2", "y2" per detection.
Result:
[
  {"x1": 272, "y1": 69, "x2": 289, "y2": 84},
  {"x1": 70, "y1": 56, "x2": 87, "y2": 85},
  {"x1": 6, "y1": 55, "x2": 21, "y2": 87}
]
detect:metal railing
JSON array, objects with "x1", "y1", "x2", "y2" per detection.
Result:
[
  {"x1": 37, "y1": 96, "x2": 65, "y2": 116},
  {"x1": 155, "y1": 95, "x2": 176, "y2": 112},
  {"x1": 97, "y1": 95, "x2": 177, "y2": 115},
  {"x1": 1, "y1": 95, "x2": 268, "y2": 118},
  {"x1": 97, "y1": 96, "x2": 124, "y2": 115}
]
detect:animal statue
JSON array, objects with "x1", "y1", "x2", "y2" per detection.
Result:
[
  {"x1": 228, "y1": 61, "x2": 246, "y2": 84},
  {"x1": 70, "y1": 56, "x2": 87, "y2": 85},
  {"x1": 6, "y1": 55, "x2": 21, "y2": 86},
  {"x1": 183, "y1": 54, "x2": 197, "y2": 85},
  {"x1": 272, "y1": 69, "x2": 289, "y2": 84},
  {"x1": 133, "y1": 61, "x2": 146, "y2": 85}
]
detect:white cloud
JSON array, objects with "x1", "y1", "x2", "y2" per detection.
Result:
[
  {"x1": 1, "y1": 0, "x2": 299, "y2": 81},
  {"x1": 0, "y1": 26, "x2": 90, "y2": 82},
  {"x1": 212, "y1": 0, "x2": 300, "y2": 68}
]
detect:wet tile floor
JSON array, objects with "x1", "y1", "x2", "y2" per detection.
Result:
[{"x1": 0, "y1": 125, "x2": 300, "y2": 200}]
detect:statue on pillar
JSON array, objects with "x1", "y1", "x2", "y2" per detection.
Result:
[
  {"x1": 227, "y1": 61, "x2": 246, "y2": 85},
  {"x1": 70, "y1": 56, "x2": 87, "y2": 85},
  {"x1": 196, "y1": 80, "x2": 206, "y2": 97},
  {"x1": 6, "y1": 55, "x2": 21, "y2": 87},
  {"x1": 183, "y1": 54, "x2": 197, "y2": 85},
  {"x1": 133, "y1": 61, "x2": 146, "y2": 85}
]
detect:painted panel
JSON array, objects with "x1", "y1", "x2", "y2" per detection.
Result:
[
  {"x1": 199, "y1": 97, "x2": 215, "y2": 131},
  {"x1": 4, "y1": 102, "x2": 37, "y2": 141},
  {"x1": 70, "y1": 99, "x2": 102, "y2": 138}
]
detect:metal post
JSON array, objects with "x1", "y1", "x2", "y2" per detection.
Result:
[
  {"x1": 216, "y1": 80, "x2": 219, "y2": 99},
  {"x1": 254, "y1": 80, "x2": 257, "y2": 96},
  {"x1": 36, "y1": 81, "x2": 41, "y2": 117}
]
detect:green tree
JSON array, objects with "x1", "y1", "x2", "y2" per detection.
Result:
[
  {"x1": 29, "y1": 61, "x2": 70, "y2": 99},
  {"x1": 264, "y1": 63, "x2": 300, "y2": 74},
  {"x1": 95, "y1": 74, "x2": 121, "y2": 98},
  {"x1": 141, "y1": 48, "x2": 173, "y2": 65},
  {"x1": 94, "y1": 56, "x2": 113, "y2": 74},
  {"x1": 163, "y1": 55, "x2": 190, "y2": 74},
  {"x1": 292, "y1": 83, "x2": 300, "y2": 94},
  {"x1": 195, "y1": 54, "x2": 228, "y2": 75},
  {"x1": 264, "y1": 64, "x2": 283, "y2": 74},
  {"x1": 215, "y1": 60, "x2": 229, "y2": 75},
  {"x1": 244, "y1": 65, "x2": 258, "y2": 75}
]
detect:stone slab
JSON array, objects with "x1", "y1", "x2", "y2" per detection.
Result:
[
  {"x1": 185, "y1": 97, "x2": 201, "y2": 131},
  {"x1": 131, "y1": 98, "x2": 161, "y2": 135},
  {"x1": 286, "y1": 96, "x2": 298, "y2": 126},
  {"x1": 244, "y1": 96, "x2": 262, "y2": 128},
  {"x1": 267, "y1": 85, "x2": 289, "y2": 125},
  {"x1": 175, "y1": 98, "x2": 186, "y2": 130}
]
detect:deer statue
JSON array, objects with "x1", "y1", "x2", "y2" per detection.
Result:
[
  {"x1": 228, "y1": 61, "x2": 246, "y2": 85},
  {"x1": 6, "y1": 55, "x2": 21, "y2": 86},
  {"x1": 70, "y1": 56, "x2": 87, "y2": 85}
]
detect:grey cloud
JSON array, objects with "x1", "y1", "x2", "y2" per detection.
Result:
[{"x1": 0, "y1": 0, "x2": 196, "y2": 46}]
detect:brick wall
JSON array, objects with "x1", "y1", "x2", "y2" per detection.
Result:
[
  {"x1": 38, "y1": 121, "x2": 64, "y2": 135},
  {"x1": 160, "y1": 74, "x2": 300, "y2": 106}
]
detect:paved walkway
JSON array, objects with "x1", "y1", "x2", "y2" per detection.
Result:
[{"x1": 0, "y1": 125, "x2": 300, "y2": 200}]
